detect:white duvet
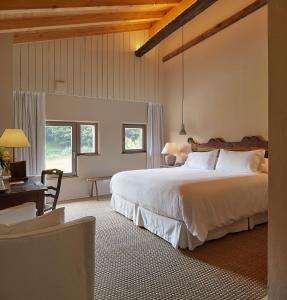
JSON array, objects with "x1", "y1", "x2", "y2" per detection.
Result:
[{"x1": 110, "y1": 167, "x2": 268, "y2": 242}]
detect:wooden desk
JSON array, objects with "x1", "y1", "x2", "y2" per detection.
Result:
[{"x1": 0, "y1": 178, "x2": 46, "y2": 216}]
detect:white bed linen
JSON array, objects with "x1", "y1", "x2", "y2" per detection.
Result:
[
  {"x1": 110, "y1": 167, "x2": 268, "y2": 242},
  {"x1": 111, "y1": 194, "x2": 267, "y2": 250}
]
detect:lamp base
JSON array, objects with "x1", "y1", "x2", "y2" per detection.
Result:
[
  {"x1": 165, "y1": 154, "x2": 176, "y2": 166},
  {"x1": 9, "y1": 161, "x2": 28, "y2": 182}
]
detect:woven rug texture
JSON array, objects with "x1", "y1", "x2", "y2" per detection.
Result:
[{"x1": 61, "y1": 198, "x2": 267, "y2": 300}]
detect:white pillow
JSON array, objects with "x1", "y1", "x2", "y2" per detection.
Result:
[
  {"x1": 184, "y1": 150, "x2": 219, "y2": 170},
  {"x1": 216, "y1": 149, "x2": 265, "y2": 173},
  {"x1": 0, "y1": 207, "x2": 65, "y2": 235},
  {"x1": 0, "y1": 202, "x2": 36, "y2": 225}
]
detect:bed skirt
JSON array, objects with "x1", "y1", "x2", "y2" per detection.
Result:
[{"x1": 111, "y1": 193, "x2": 267, "y2": 250}]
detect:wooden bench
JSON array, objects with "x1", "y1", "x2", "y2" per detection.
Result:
[{"x1": 86, "y1": 176, "x2": 112, "y2": 200}]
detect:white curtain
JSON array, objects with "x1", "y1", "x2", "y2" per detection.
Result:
[
  {"x1": 13, "y1": 91, "x2": 46, "y2": 176},
  {"x1": 147, "y1": 102, "x2": 164, "y2": 169}
]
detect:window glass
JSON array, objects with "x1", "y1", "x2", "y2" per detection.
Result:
[
  {"x1": 125, "y1": 127, "x2": 143, "y2": 150},
  {"x1": 123, "y1": 124, "x2": 146, "y2": 153},
  {"x1": 79, "y1": 124, "x2": 97, "y2": 154},
  {"x1": 45, "y1": 124, "x2": 74, "y2": 174}
]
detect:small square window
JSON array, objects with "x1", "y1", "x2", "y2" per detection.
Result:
[{"x1": 122, "y1": 124, "x2": 146, "y2": 153}]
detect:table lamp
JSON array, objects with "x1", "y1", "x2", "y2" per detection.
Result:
[
  {"x1": 161, "y1": 143, "x2": 179, "y2": 166},
  {"x1": 0, "y1": 128, "x2": 31, "y2": 181}
]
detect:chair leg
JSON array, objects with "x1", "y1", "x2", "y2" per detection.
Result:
[
  {"x1": 90, "y1": 182, "x2": 94, "y2": 198},
  {"x1": 95, "y1": 181, "x2": 99, "y2": 201}
]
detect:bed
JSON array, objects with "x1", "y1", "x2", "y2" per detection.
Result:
[{"x1": 111, "y1": 136, "x2": 268, "y2": 250}]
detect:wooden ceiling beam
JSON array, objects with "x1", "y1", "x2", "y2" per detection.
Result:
[
  {"x1": 135, "y1": 0, "x2": 218, "y2": 57},
  {"x1": 0, "y1": 0, "x2": 181, "y2": 10},
  {"x1": 0, "y1": 11, "x2": 164, "y2": 31},
  {"x1": 162, "y1": 0, "x2": 267, "y2": 62},
  {"x1": 149, "y1": 0, "x2": 197, "y2": 37},
  {"x1": 14, "y1": 22, "x2": 152, "y2": 43}
]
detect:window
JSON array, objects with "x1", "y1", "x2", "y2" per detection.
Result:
[
  {"x1": 78, "y1": 123, "x2": 98, "y2": 155},
  {"x1": 45, "y1": 121, "x2": 98, "y2": 176},
  {"x1": 122, "y1": 124, "x2": 146, "y2": 153}
]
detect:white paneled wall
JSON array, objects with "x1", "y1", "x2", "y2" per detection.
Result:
[{"x1": 13, "y1": 30, "x2": 161, "y2": 102}]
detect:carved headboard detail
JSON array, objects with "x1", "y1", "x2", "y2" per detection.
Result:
[{"x1": 188, "y1": 136, "x2": 268, "y2": 156}]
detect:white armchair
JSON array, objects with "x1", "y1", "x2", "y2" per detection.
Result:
[{"x1": 0, "y1": 216, "x2": 96, "y2": 300}]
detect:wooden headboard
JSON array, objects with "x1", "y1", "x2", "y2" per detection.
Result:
[{"x1": 187, "y1": 136, "x2": 268, "y2": 156}]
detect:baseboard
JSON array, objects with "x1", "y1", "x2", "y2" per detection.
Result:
[{"x1": 59, "y1": 194, "x2": 111, "y2": 204}]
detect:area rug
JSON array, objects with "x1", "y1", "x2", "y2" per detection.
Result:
[{"x1": 61, "y1": 198, "x2": 267, "y2": 300}]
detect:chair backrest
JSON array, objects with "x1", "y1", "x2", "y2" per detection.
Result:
[
  {"x1": 0, "y1": 216, "x2": 96, "y2": 300},
  {"x1": 41, "y1": 169, "x2": 63, "y2": 209}
]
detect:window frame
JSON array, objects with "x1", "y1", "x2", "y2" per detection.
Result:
[
  {"x1": 45, "y1": 121, "x2": 99, "y2": 176},
  {"x1": 122, "y1": 124, "x2": 147, "y2": 154},
  {"x1": 77, "y1": 122, "x2": 99, "y2": 156},
  {"x1": 45, "y1": 121, "x2": 77, "y2": 177}
]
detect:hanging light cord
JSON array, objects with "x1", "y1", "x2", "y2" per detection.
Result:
[
  {"x1": 178, "y1": 26, "x2": 187, "y2": 135},
  {"x1": 181, "y1": 26, "x2": 184, "y2": 125}
]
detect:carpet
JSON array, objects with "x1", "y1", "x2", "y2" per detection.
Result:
[{"x1": 61, "y1": 197, "x2": 267, "y2": 300}]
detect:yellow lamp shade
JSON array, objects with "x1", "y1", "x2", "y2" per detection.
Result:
[{"x1": 0, "y1": 129, "x2": 30, "y2": 148}]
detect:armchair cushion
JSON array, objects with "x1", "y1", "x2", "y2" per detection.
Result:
[
  {"x1": 0, "y1": 207, "x2": 65, "y2": 235},
  {"x1": 0, "y1": 216, "x2": 95, "y2": 300},
  {"x1": 0, "y1": 202, "x2": 36, "y2": 225}
]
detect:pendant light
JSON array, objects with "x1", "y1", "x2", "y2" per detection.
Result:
[{"x1": 179, "y1": 26, "x2": 187, "y2": 135}]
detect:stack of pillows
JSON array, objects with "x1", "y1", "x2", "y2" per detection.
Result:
[{"x1": 183, "y1": 149, "x2": 268, "y2": 173}]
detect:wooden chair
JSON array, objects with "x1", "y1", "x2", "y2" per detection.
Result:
[{"x1": 41, "y1": 169, "x2": 63, "y2": 212}]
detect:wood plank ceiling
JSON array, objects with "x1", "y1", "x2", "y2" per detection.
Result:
[
  {"x1": 0, "y1": 0, "x2": 218, "y2": 56},
  {"x1": 0, "y1": 1, "x2": 180, "y2": 44}
]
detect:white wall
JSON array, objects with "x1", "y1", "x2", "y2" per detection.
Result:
[
  {"x1": 269, "y1": 1, "x2": 287, "y2": 298},
  {"x1": 13, "y1": 30, "x2": 161, "y2": 103},
  {"x1": 160, "y1": 0, "x2": 268, "y2": 146},
  {"x1": 46, "y1": 94, "x2": 147, "y2": 200},
  {"x1": 0, "y1": 33, "x2": 13, "y2": 134},
  {"x1": 12, "y1": 30, "x2": 161, "y2": 200}
]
